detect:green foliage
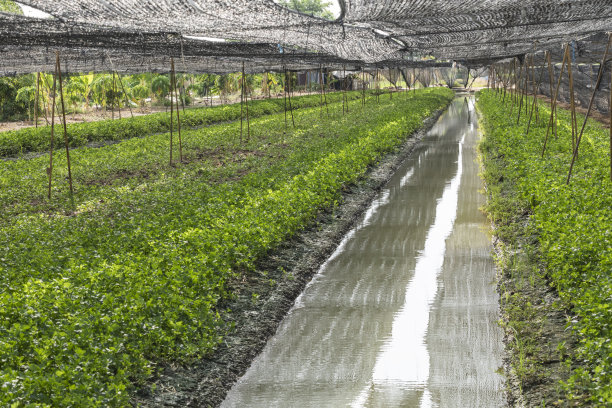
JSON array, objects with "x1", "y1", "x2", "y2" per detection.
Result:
[
  {"x1": 0, "y1": 88, "x2": 453, "y2": 406},
  {"x1": 0, "y1": 0, "x2": 22, "y2": 14},
  {"x1": 0, "y1": 90, "x2": 363, "y2": 157},
  {"x1": 277, "y1": 0, "x2": 335, "y2": 19},
  {"x1": 477, "y1": 89, "x2": 612, "y2": 404}
]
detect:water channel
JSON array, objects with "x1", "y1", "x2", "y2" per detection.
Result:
[{"x1": 221, "y1": 96, "x2": 505, "y2": 407}]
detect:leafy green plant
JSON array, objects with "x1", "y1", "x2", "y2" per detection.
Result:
[{"x1": 477, "y1": 89, "x2": 612, "y2": 404}]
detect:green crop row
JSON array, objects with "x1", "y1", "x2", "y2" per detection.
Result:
[
  {"x1": 477, "y1": 89, "x2": 612, "y2": 404},
  {"x1": 0, "y1": 90, "x2": 364, "y2": 158},
  {"x1": 0, "y1": 88, "x2": 454, "y2": 406}
]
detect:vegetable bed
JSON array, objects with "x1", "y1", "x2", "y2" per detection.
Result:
[
  {"x1": 0, "y1": 90, "x2": 363, "y2": 158},
  {"x1": 0, "y1": 88, "x2": 453, "y2": 406},
  {"x1": 477, "y1": 89, "x2": 612, "y2": 404}
]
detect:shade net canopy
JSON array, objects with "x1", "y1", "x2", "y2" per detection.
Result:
[{"x1": 0, "y1": 0, "x2": 611, "y2": 74}]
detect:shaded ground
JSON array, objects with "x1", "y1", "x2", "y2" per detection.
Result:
[{"x1": 130, "y1": 106, "x2": 448, "y2": 408}]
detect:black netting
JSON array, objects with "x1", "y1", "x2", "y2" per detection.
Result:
[{"x1": 0, "y1": 0, "x2": 611, "y2": 73}]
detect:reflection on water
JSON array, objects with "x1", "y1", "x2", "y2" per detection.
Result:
[{"x1": 221, "y1": 97, "x2": 504, "y2": 408}]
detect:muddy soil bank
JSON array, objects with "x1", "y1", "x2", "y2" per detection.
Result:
[{"x1": 130, "y1": 106, "x2": 448, "y2": 407}]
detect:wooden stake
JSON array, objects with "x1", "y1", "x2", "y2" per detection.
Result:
[
  {"x1": 169, "y1": 60, "x2": 174, "y2": 165},
  {"x1": 242, "y1": 62, "x2": 250, "y2": 142},
  {"x1": 172, "y1": 59, "x2": 183, "y2": 161},
  {"x1": 526, "y1": 54, "x2": 546, "y2": 136},
  {"x1": 240, "y1": 63, "x2": 244, "y2": 144},
  {"x1": 542, "y1": 49, "x2": 568, "y2": 157},
  {"x1": 546, "y1": 51, "x2": 558, "y2": 139},
  {"x1": 47, "y1": 62, "x2": 58, "y2": 199},
  {"x1": 34, "y1": 72, "x2": 40, "y2": 128},
  {"x1": 610, "y1": 65, "x2": 612, "y2": 181},
  {"x1": 116, "y1": 71, "x2": 134, "y2": 118},
  {"x1": 55, "y1": 52, "x2": 74, "y2": 206},
  {"x1": 566, "y1": 44, "x2": 578, "y2": 152},
  {"x1": 287, "y1": 71, "x2": 295, "y2": 128},
  {"x1": 567, "y1": 33, "x2": 612, "y2": 184}
]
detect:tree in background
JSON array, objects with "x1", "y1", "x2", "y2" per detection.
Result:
[
  {"x1": 0, "y1": 0, "x2": 23, "y2": 14},
  {"x1": 277, "y1": 0, "x2": 334, "y2": 20}
]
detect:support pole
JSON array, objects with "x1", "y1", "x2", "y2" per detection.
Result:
[
  {"x1": 240, "y1": 62, "x2": 244, "y2": 144},
  {"x1": 566, "y1": 44, "x2": 578, "y2": 152},
  {"x1": 55, "y1": 52, "x2": 74, "y2": 207},
  {"x1": 242, "y1": 62, "x2": 250, "y2": 143},
  {"x1": 284, "y1": 68, "x2": 288, "y2": 133},
  {"x1": 172, "y1": 59, "x2": 183, "y2": 162},
  {"x1": 610, "y1": 66, "x2": 612, "y2": 181},
  {"x1": 546, "y1": 51, "x2": 558, "y2": 138},
  {"x1": 116, "y1": 71, "x2": 134, "y2": 118},
  {"x1": 287, "y1": 70, "x2": 295, "y2": 128},
  {"x1": 526, "y1": 54, "x2": 545, "y2": 136},
  {"x1": 47, "y1": 61, "x2": 58, "y2": 199},
  {"x1": 169, "y1": 60, "x2": 174, "y2": 165},
  {"x1": 510, "y1": 59, "x2": 523, "y2": 115},
  {"x1": 567, "y1": 33, "x2": 612, "y2": 184},
  {"x1": 542, "y1": 49, "x2": 568, "y2": 157},
  {"x1": 35, "y1": 72, "x2": 40, "y2": 128},
  {"x1": 319, "y1": 66, "x2": 324, "y2": 117}
]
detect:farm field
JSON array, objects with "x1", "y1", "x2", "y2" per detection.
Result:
[
  {"x1": 0, "y1": 87, "x2": 453, "y2": 406},
  {"x1": 478, "y1": 89, "x2": 612, "y2": 405}
]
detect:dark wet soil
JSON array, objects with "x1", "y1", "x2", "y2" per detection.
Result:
[{"x1": 130, "y1": 107, "x2": 448, "y2": 408}]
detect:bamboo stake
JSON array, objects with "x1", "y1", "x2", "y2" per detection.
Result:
[
  {"x1": 34, "y1": 72, "x2": 40, "y2": 128},
  {"x1": 55, "y1": 52, "x2": 74, "y2": 207},
  {"x1": 567, "y1": 33, "x2": 612, "y2": 184},
  {"x1": 284, "y1": 69, "x2": 288, "y2": 133},
  {"x1": 566, "y1": 44, "x2": 578, "y2": 152},
  {"x1": 610, "y1": 65, "x2": 612, "y2": 181},
  {"x1": 526, "y1": 54, "x2": 546, "y2": 136},
  {"x1": 319, "y1": 66, "x2": 324, "y2": 117},
  {"x1": 546, "y1": 51, "x2": 558, "y2": 139},
  {"x1": 242, "y1": 61, "x2": 250, "y2": 143},
  {"x1": 169, "y1": 60, "x2": 174, "y2": 165},
  {"x1": 240, "y1": 63, "x2": 244, "y2": 144},
  {"x1": 511, "y1": 59, "x2": 523, "y2": 115},
  {"x1": 47, "y1": 62, "x2": 58, "y2": 199},
  {"x1": 116, "y1": 71, "x2": 134, "y2": 118},
  {"x1": 517, "y1": 58, "x2": 528, "y2": 123},
  {"x1": 172, "y1": 59, "x2": 183, "y2": 161},
  {"x1": 287, "y1": 70, "x2": 295, "y2": 128},
  {"x1": 542, "y1": 49, "x2": 568, "y2": 157},
  {"x1": 323, "y1": 69, "x2": 329, "y2": 116}
]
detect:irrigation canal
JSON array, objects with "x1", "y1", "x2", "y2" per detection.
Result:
[{"x1": 221, "y1": 96, "x2": 505, "y2": 407}]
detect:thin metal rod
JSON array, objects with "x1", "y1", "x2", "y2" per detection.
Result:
[{"x1": 567, "y1": 33, "x2": 612, "y2": 184}]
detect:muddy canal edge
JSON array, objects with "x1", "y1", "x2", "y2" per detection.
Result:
[{"x1": 132, "y1": 102, "x2": 452, "y2": 408}]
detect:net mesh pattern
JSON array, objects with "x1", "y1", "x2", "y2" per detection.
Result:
[{"x1": 0, "y1": 0, "x2": 611, "y2": 73}]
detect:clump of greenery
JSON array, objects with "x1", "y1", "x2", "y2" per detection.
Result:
[
  {"x1": 277, "y1": 0, "x2": 335, "y2": 19},
  {"x1": 0, "y1": 88, "x2": 453, "y2": 406},
  {"x1": 0, "y1": 0, "x2": 22, "y2": 14},
  {"x1": 478, "y1": 89, "x2": 612, "y2": 405}
]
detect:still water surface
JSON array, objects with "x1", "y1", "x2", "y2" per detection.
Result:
[{"x1": 221, "y1": 96, "x2": 505, "y2": 407}]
